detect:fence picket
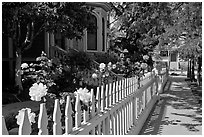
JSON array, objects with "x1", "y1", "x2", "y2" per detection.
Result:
[
  {"x1": 53, "y1": 99, "x2": 62, "y2": 135},
  {"x1": 122, "y1": 79, "x2": 125, "y2": 99},
  {"x1": 112, "y1": 81, "x2": 116, "y2": 104},
  {"x1": 109, "y1": 82, "x2": 112, "y2": 106},
  {"x1": 113, "y1": 112, "x2": 117, "y2": 135},
  {"x1": 101, "y1": 85, "x2": 105, "y2": 111},
  {"x1": 2, "y1": 116, "x2": 9, "y2": 135},
  {"x1": 38, "y1": 103, "x2": 48, "y2": 135},
  {"x1": 83, "y1": 110, "x2": 89, "y2": 123},
  {"x1": 91, "y1": 89, "x2": 96, "y2": 118},
  {"x1": 110, "y1": 114, "x2": 114, "y2": 135},
  {"x1": 115, "y1": 80, "x2": 118, "y2": 103},
  {"x1": 105, "y1": 84, "x2": 109, "y2": 108},
  {"x1": 116, "y1": 110, "x2": 120, "y2": 135},
  {"x1": 65, "y1": 96, "x2": 73, "y2": 134},
  {"x1": 75, "y1": 94, "x2": 81, "y2": 128},
  {"x1": 96, "y1": 87, "x2": 101, "y2": 114},
  {"x1": 19, "y1": 109, "x2": 31, "y2": 135}
]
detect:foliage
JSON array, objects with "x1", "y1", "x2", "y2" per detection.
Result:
[
  {"x1": 159, "y1": 2, "x2": 202, "y2": 59},
  {"x1": 93, "y1": 52, "x2": 119, "y2": 64},
  {"x1": 21, "y1": 51, "x2": 93, "y2": 99},
  {"x1": 109, "y1": 2, "x2": 174, "y2": 64},
  {"x1": 2, "y1": 2, "x2": 95, "y2": 92}
]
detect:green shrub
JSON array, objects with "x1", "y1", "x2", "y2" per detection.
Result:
[{"x1": 93, "y1": 52, "x2": 119, "y2": 64}]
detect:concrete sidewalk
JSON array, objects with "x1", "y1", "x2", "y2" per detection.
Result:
[{"x1": 139, "y1": 76, "x2": 202, "y2": 135}]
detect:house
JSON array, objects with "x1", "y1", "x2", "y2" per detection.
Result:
[
  {"x1": 159, "y1": 50, "x2": 188, "y2": 70},
  {"x1": 2, "y1": 2, "x2": 112, "y2": 87}
]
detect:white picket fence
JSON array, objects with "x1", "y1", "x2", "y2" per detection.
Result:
[{"x1": 2, "y1": 70, "x2": 168, "y2": 135}]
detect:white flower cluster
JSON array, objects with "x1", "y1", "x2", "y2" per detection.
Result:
[
  {"x1": 99, "y1": 63, "x2": 106, "y2": 72},
  {"x1": 15, "y1": 108, "x2": 36, "y2": 126},
  {"x1": 29, "y1": 83, "x2": 48, "y2": 101},
  {"x1": 74, "y1": 88, "x2": 91, "y2": 104},
  {"x1": 143, "y1": 55, "x2": 149, "y2": 60},
  {"x1": 141, "y1": 63, "x2": 148, "y2": 69},
  {"x1": 21, "y1": 63, "x2": 29, "y2": 69}
]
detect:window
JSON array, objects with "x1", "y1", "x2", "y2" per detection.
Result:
[
  {"x1": 54, "y1": 30, "x2": 66, "y2": 50},
  {"x1": 171, "y1": 52, "x2": 177, "y2": 62},
  {"x1": 102, "y1": 18, "x2": 105, "y2": 51},
  {"x1": 87, "y1": 14, "x2": 97, "y2": 50},
  {"x1": 160, "y1": 51, "x2": 168, "y2": 57}
]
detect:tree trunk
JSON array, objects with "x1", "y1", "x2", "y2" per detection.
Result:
[
  {"x1": 187, "y1": 58, "x2": 190, "y2": 78},
  {"x1": 197, "y1": 56, "x2": 202, "y2": 86},
  {"x1": 15, "y1": 48, "x2": 23, "y2": 94},
  {"x1": 191, "y1": 57, "x2": 195, "y2": 81}
]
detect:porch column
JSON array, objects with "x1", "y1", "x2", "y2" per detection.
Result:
[
  {"x1": 8, "y1": 37, "x2": 14, "y2": 82},
  {"x1": 45, "y1": 32, "x2": 50, "y2": 57}
]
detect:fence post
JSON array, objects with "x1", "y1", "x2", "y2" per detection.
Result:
[
  {"x1": 38, "y1": 103, "x2": 48, "y2": 135},
  {"x1": 19, "y1": 109, "x2": 31, "y2": 135},
  {"x1": 65, "y1": 96, "x2": 73, "y2": 134},
  {"x1": 96, "y1": 86, "x2": 101, "y2": 114}
]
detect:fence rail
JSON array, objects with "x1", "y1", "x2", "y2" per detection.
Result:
[{"x1": 2, "y1": 69, "x2": 168, "y2": 135}]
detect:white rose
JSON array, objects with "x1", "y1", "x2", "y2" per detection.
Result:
[
  {"x1": 29, "y1": 83, "x2": 48, "y2": 101},
  {"x1": 75, "y1": 88, "x2": 91, "y2": 104},
  {"x1": 21, "y1": 63, "x2": 29, "y2": 69},
  {"x1": 92, "y1": 73, "x2": 98, "y2": 79},
  {"x1": 99, "y1": 63, "x2": 106, "y2": 69},
  {"x1": 123, "y1": 49, "x2": 128, "y2": 53}
]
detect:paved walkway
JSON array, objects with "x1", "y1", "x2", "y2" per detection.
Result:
[{"x1": 139, "y1": 76, "x2": 202, "y2": 135}]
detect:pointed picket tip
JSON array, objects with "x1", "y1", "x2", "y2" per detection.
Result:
[
  {"x1": 64, "y1": 96, "x2": 73, "y2": 134},
  {"x1": 2, "y1": 116, "x2": 9, "y2": 135},
  {"x1": 53, "y1": 99, "x2": 62, "y2": 135},
  {"x1": 38, "y1": 103, "x2": 48, "y2": 135},
  {"x1": 19, "y1": 109, "x2": 31, "y2": 135}
]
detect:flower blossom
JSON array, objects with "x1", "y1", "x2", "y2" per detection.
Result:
[
  {"x1": 107, "y1": 62, "x2": 112, "y2": 70},
  {"x1": 29, "y1": 83, "x2": 48, "y2": 101},
  {"x1": 112, "y1": 64, "x2": 116, "y2": 69},
  {"x1": 15, "y1": 108, "x2": 36, "y2": 126},
  {"x1": 99, "y1": 63, "x2": 106, "y2": 72},
  {"x1": 143, "y1": 55, "x2": 149, "y2": 60},
  {"x1": 92, "y1": 73, "x2": 98, "y2": 79},
  {"x1": 120, "y1": 53, "x2": 125, "y2": 58},
  {"x1": 75, "y1": 88, "x2": 91, "y2": 104},
  {"x1": 135, "y1": 62, "x2": 140, "y2": 66},
  {"x1": 123, "y1": 49, "x2": 128, "y2": 53},
  {"x1": 141, "y1": 63, "x2": 148, "y2": 69},
  {"x1": 105, "y1": 71, "x2": 109, "y2": 77},
  {"x1": 21, "y1": 63, "x2": 29, "y2": 69}
]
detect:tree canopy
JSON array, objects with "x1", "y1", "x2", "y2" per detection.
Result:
[
  {"x1": 2, "y1": 2, "x2": 94, "y2": 51},
  {"x1": 109, "y1": 2, "x2": 202, "y2": 62}
]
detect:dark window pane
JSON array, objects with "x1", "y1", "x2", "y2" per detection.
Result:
[{"x1": 87, "y1": 14, "x2": 97, "y2": 50}]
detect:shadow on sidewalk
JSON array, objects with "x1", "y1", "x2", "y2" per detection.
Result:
[{"x1": 139, "y1": 76, "x2": 202, "y2": 135}]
